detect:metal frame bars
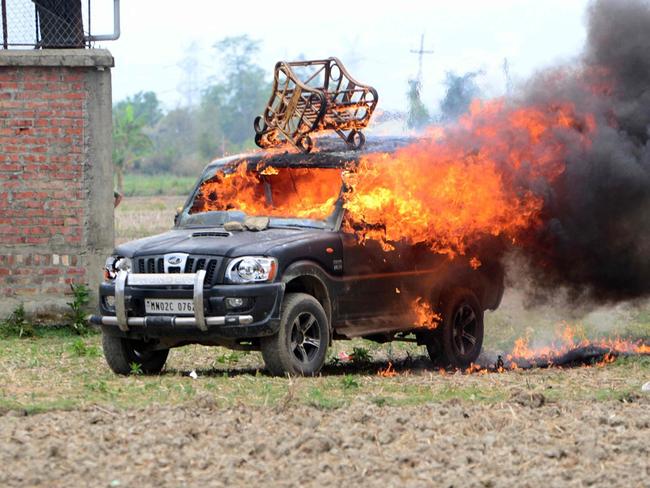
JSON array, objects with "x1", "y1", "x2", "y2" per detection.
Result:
[{"x1": 254, "y1": 57, "x2": 378, "y2": 153}]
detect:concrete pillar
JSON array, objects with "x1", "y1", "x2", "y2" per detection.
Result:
[{"x1": 0, "y1": 49, "x2": 114, "y2": 321}]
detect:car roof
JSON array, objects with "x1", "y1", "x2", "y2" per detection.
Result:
[{"x1": 203, "y1": 135, "x2": 418, "y2": 173}]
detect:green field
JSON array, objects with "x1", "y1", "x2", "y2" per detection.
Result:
[{"x1": 122, "y1": 173, "x2": 197, "y2": 197}]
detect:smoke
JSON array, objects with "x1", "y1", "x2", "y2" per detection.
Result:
[
  {"x1": 512, "y1": 0, "x2": 650, "y2": 302},
  {"x1": 438, "y1": 70, "x2": 482, "y2": 123}
]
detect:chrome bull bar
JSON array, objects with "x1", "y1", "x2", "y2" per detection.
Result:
[{"x1": 101, "y1": 270, "x2": 253, "y2": 333}]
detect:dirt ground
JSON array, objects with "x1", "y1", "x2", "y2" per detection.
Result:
[{"x1": 1, "y1": 395, "x2": 648, "y2": 488}]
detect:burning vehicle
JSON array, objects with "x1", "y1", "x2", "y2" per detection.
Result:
[
  {"x1": 92, "y1": 9, "x2": 650, "y2": 377},
  {"x1": 90, "y1": 136, "x2": 505, "y2": 376}
]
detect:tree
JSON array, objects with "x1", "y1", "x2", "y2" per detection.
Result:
[
  {"x1": 439, "y1": 71, "x2": 481, "y2": 123},
  {"x1": 199, "y1": 35, "x2": 271, "y2": 152},
  {"x1": 406, "y1": 79, "x2": 430, "y2": 130},
  {"x1": 112, "y1": 104, "x2": 152, "y2": 193},
  {"x1": 145, "y1": 107, "x2": 201, "y2": 175},
  {"x1": 111, "y1": 36, "x2": 271, "y2": 179},
  {"x1": 114, "y1": 91, "x2": 163, "y2": 128}
]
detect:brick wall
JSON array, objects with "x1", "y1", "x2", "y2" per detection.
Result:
[{"x1": 0, "y1": 50, "x2": 114, "y2": 321}]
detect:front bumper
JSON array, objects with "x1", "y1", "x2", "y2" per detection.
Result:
[{"x1": 89, "y1": 270, "x2": 284, "y2": 340}]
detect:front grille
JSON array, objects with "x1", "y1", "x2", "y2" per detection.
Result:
[
  {"x1": 134, "y1": 255, "x2": 222, "y2": 287},
  {"x1": 139, "y1": 257, "x2": 164, "y2": 274}
]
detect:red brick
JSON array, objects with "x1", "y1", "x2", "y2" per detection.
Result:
[
  {"x1": 13, "y1": 191, "x2": 49, "y2": 200},
  {"x1": 0, "y1": 163, "x2": 21, "y2": 172},
  {"x1": 63, "y1": 92, "x2": 85, "y2": 100},
  {"x1": 0, "y1": 235, "x2": 24, "y2": 244},
  {"x1": 24, "y1": 237, "x2": 48, "y2": 245}
]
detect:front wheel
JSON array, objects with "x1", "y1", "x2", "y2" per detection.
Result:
[
  {"x1": 261, "y1": 293, "x2": 330, "y2": 376},
  {"x1": 102, "y1": 334, "x2": 169, "y2": 375},
  {"x1": 425, "y1": 288, "x2": 484, "y2": 368}
]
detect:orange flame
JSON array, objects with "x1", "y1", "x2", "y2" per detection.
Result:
[
  {"x1": 191, "y1": 163, "x2": 341, "y2": 220},
  {"x1": 506, "y1": 323, "x2": 650, "y2": 362},
  {"x1": 342, "y1": 100, "x2": 594, "y2": 255},
  {"x1": 190, "y1": 98, "x2": 597, "y2": 262},
  {"x1": 378, "y1": 362, "x2": 397, "y2": 377},
  {"x1": 411, "y1": 297, "x2": 441, "y2": 329}
]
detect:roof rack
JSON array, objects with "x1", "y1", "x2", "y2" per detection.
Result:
[{"x1": 254, "y1": 57, "x2": 378, "y2": 153}]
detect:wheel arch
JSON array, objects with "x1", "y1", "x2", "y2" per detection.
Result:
[
  {"x1": 431, "y1": 266, "x2": 504, "y2": 312},
  {"x1": 281, "y1": 261, "x2": 333, "y2": 328}
]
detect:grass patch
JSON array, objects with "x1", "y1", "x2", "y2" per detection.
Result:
[
  {"x1": 0, "y1": 304, "x2": 36, "y2": 339},
  {"x1": 1, "y1": 331, "x2": 649, "y2": 415},
  {"x1": 66, "y1": 284, "x2": 92, "y2": 335},
  {"x1": 123, "y1": 173, "x2": 196, "y2": 197},
  {"x1": 69, "y1": 338, "x2": 100, "y2": 357}
]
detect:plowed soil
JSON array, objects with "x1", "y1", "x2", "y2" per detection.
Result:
[{"x1": 1, "y1": 394, "x2": 649, "y2": 487}]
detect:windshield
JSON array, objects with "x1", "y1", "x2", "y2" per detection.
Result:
[{"x1": 180, "y1": 162, "x2": 344, "y2": 229}]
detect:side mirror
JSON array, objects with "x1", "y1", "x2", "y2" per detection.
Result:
[{"x1": 174, "y1": 207, "x2": 183, "y2": 226}]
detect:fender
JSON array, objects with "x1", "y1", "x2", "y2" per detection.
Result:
[{"x1": 281, "y1": 260, "x2": 340, "y2": 325}]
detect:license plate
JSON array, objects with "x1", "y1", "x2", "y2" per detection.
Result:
[{"x1": 144, "y1": 298, "x2": 194, "y2": 315}]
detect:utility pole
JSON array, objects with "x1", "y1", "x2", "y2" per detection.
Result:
[
  {"x1": 503, "y1": 57, "x2": 513, "y2": 98},
  {"x1": 177, "y1": 41, "x2": 201, "y2": 107},
  {"x1": 410, "y1": 33, "x2": 434, "y2": 86}
]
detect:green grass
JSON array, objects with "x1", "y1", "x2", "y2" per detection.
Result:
[
  {"x1": 1, "y1": 327, "x2": 648, "y2": 414},
  {"x1": 122, "y1": 173, "x2": 197, "y2": 197}
]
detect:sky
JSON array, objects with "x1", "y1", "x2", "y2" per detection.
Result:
[{"x1": 92, "y1": 0, "x2": 592, "y2": 112}]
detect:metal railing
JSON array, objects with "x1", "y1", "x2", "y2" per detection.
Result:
[{"x1": 1, "y1": 0, "x2": 119, "y2": 49}]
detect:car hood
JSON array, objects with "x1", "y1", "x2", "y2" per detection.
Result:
[{"x1": 113, "y1": 227, "x2": 322, "y2": 258}]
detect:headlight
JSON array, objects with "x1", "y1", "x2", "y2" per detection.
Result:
[
  {"x1": 104, "y1": 256, "x2": 132, "y2": 280},
  {"x1": 225, "y1": 256, "x2": 277, "y2": 284}
]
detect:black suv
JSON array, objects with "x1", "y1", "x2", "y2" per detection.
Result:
[{"x1": 91, "y1": 137, "x2": 504, "y2": 376}]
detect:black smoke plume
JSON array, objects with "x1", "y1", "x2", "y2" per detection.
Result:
[{"x1": 518, "y1": 0, "x2": 650, "y2": 302}]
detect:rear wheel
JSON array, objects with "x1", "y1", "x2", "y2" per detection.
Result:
[
  {"x1": 261, "y1": 293, "x2": 330, "y2": 376},
  {"x1": 425, "y1": 288, "x2": 484, "y2": 368},
  {"x1": 102, "y1": 333, "x2": 169, "y2": 375}
]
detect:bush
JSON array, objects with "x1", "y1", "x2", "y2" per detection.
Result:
[
  {"x1": 350, "y1": 346, "x2": 372, "y2": 364},
  {"x1": 67, "y1": 283, "x2": 91, "y2": 335},
  {"x1": 0, "y1": 304, "x2": 35, "y2": 338}
]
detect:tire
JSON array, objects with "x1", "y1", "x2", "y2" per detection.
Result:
[
  {"x1": 102, "y1": 333, "x2": 169, "y2": 375},
  {"x1": 261, "y1": 293, "x2": 330, "y2": 376},
  {"x1": 425, "y1": 288, "x2": 484, "y2": 368}
]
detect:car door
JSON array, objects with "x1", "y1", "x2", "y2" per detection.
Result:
[{"x1": 337, "y1": 232, "x2": 408, "y2": 321}]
